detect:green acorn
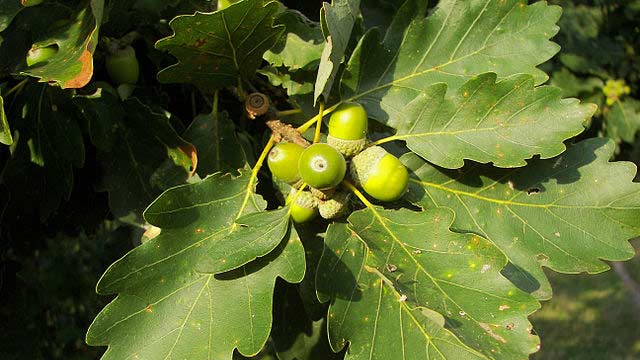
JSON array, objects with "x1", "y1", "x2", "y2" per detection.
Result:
[
  {"x1": 318, "y1": 191, "x2": 350, "y2": 219},
  {"x1": 327, "y1": 102, "x2": 368, "y2": 157},
  {"x1": 268, "y1": 142, "x2": 305, "y2": 184},
  {"x1": 298, "y1": 143, "x2": 347, "y2": 190},
  {"x1": 350, "y1": 146, "x2": 409, "y2": 202},
  {"x1": 287, "y1": 190, "x2": 318, "y2": 223}
]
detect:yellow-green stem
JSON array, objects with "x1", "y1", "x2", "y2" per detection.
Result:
[
  {"x1": 343, "y1": 180, "x2": 374, "y2": 209},
  {"x1": 297, "y1": 103, "x2": 340, "y2": 134},
  {"x1": 236, "y1": 137, "x2": 276, "y2": 222},
  {"x1": 276, "y1": 109, "x2": 302, "y2": 117},
  {"x1": 313, "y1": 102, "x2": 325, "y2": 143},
  {"x1": 370, "y1": 134, "x2": 403, "y2": 147}
]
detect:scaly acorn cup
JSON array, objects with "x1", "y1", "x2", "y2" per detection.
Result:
[
  {"x1": 350, "y1": 146, "x2": 409, "y2": 202},
  {"x1": 327, "y1": 102, "x2": 368, "y2": 157},
  {"x1": 268, "y1": 142, "x2": 305, "y2": 184},
  {"x1": 318, "y1": 191, "x2": 350, "y2": 219},
  {"x1": 287, "y1": 190, "x2": 317, "y2": 223},
  {"x1": 298, "y1": 143, "x2": 347, "y2": 190},
  {"x1": 26, "y1": 45, "x2": 58, "y2": 67},
  {"x1": 106, "y1": 46, "x2": 140, "y2": 86}
]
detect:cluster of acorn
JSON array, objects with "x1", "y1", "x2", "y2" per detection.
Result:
[{"x1": 268, "y1": 102, "x2": 409, "y2": 223}]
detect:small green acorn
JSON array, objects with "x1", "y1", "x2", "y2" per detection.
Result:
[
  {"x1": 327, "y1": 102, "x2": 368, "y2": 157},
  {"x1": 350, "y1": 146, "x2": 409, "y2": 202},
  {"x1": 298, "y1": 143, "x2": 347, "y2": 190},
  {"x1": 268, "y1": 142, "x2": 305, "y2": 184},
  {"x1": 287, "y1": 190, "x2": 318, "y2": 223},
  {"x1": 106, "y1": 45, "x2": 140, "y2": 85},
  {"x1": 318, "y1": 191, "x2": 350, "y2": 219}
]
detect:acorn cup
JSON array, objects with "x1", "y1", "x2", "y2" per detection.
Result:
[
  {"x1": 287, "y1": 190, "x2": 318, "y2": 223},
  {"x1": 327, "y1": 102, "x2": 368, "y2": 157},
  {"x1": 318, "y1": 191, "x2": 351, "y2": 219}
]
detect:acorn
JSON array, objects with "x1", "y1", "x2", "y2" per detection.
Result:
[
  {"x1": 287, "y1": 190, "x2": 318, "y2": 223},
  {"x1": 350, "y1": 146, "x2": 409, "y2": 202},
  {"x1": 268, "y1": 142, "x2": 305, "y2": 184},
  {"x1": 318, "y1": 191, "x2": 350, "y2": 219},
  {"x1": 327, "y1": 102, "x2": 368, "y2": 157},
  {"x1": 298, "y1": 143, "x2": 347, "y2": 190}
]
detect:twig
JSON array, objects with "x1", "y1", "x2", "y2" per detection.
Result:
[{"x1": 265, "y1": 119, "x2": 310, "y2": 147}]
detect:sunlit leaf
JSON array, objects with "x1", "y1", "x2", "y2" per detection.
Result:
[
  {"x1": 318, "y1": 213, "x2": 539, "y2": 359},
  {"x1": 341, "y1": 0, "x2": 562, "y2": 128},
  {"x1": 392, "y1": 73, "x2": 594, "y2": 169},
  {"x1": 87, "y1": 170, "x2": 306, "y2": 359},
  {"x1": 404, "y1": 138, "x2": 639, "y2": 299}
]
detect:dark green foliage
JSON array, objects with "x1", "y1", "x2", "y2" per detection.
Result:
[{"x1": 1, "y1": 1, "x2": 640, "y2": 359}]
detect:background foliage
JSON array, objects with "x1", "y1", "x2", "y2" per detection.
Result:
[{"x1": 0, "y1": 0, "x2": 639, "y2": 359}]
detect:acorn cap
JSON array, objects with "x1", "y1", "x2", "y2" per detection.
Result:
[
  {"x1": 310, "y1": 187, "x2": 335, "y2": 201},
  {"x1": 350, "y1": 145, "x2": 388, "y2": 185},
  {"x1": 327, "y1": 135, "x2": 367, "y2": 158},
  {"x1": 288, "y1": 189, "x2": 317, "y2": 209},
  {"x1": 318, "y1": 191, "x2": 350, "y2": 219}
]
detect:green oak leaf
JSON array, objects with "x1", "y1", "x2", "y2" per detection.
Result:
[
  {"x1": 392, "y1": 73, "x2": 594, "y2": 169},
  {"x1": 156, "y1": 0, "x2": 284, "y2": 91},
  {"x1": 341, "y1": 0, "x2": 562, "y2": 128},
  {"x1": 315, "y1": 0, "x2": 361, "y2": 103},
  {"x1": 18, "y1": 0, "x2": 103, "y2": 88},
  {"x1": 0, "y1": 0, "x2": 22, "y2": 33},
  {"x1": 195, "y1": 207, "x2": 291, "y2": 274},
  {"x1": 87, "y1": 170, "x2": 306, "y2": 359},
  {"x1": 182, "y1": 110, "x2": 248, "y2": 178},
  {"x1": 74, "y1": 91, "x2": 193, "y2": 225},
  {"x1": 318, "y1": 214, "x2": 540, "y2": 360},
  {"x1": 264, "y1": 8, "x2": 324, "y2": 71},
  {"x1": 259, "y1": 66, "x2": 315, "y2": 96},
  {"x1": 604, "y1": 98, "x2": 640, "y2": 144},
  {"x1": 0, "y1": 94, "x2": 11, "y2": 145},
  {"x1": 404, "y1": 138, "x2": 640, "y2": 299}
]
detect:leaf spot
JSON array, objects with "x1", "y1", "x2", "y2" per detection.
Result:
[
  {"x1": 499, "y1": 305, "x2": 510, "y2": 311},
  {"x1": 481, "y1": 264, "x2": 491, "y2": 273}
]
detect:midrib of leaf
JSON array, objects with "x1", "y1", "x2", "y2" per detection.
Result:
[
  {"x1": 243, "y1": 267, "x2": 256, "y2": 349},
  {"x1": 221, "y1": 12, "x2": 242, "y2": 78},
  {"x1": 123, "y1": 129, "x2": 154, "y2": 200},
  {"x1": 353, "y1": 206, "x2": 490, "y2": 357},
  {"x1": 331, "y1": 231, "x2": 475, "y2": 359},
  {"x1": 412, "y1": 178, "x2": 640, "y2": 210},
  {"x1": 416, "y1": 177, "x2": 635, "y2": 267},
  {"x1": 370, "y1": 266, "x2": 484, "y2": 360},
  {"x1": 163, "y1": 276, "x2": 212, "y2": 360}
]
